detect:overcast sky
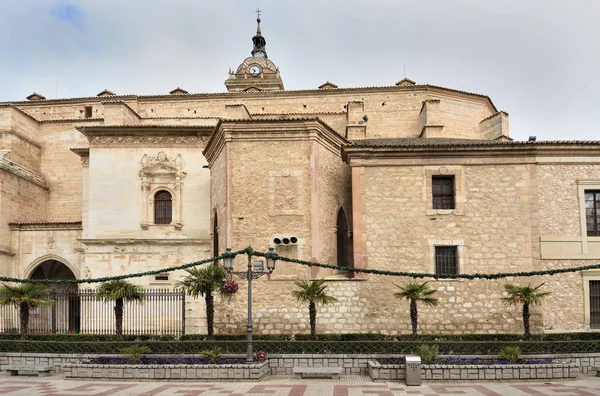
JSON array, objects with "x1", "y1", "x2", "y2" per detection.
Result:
[{"x1": 1, "y1": 0, "x2": 599, "y2": 141}]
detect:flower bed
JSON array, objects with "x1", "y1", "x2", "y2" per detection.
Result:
[{"x1": 85, "y1": 357, "x2": 246, "y2": 365}]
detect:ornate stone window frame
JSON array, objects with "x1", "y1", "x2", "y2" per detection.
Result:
[
  {"x1": 424, "y1": 166, "x2": 465, "y2": 216},
  {"x1": 139, "y1": 152, "x2": 186, "y2": 230}
]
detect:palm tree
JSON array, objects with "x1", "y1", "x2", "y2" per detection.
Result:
[
  {"x1": 176, "y1": 264, "x2": 227, "y2": 337},
  {"x1": 96, "y1": 280, "x2": 145, "y2": 337},
  {"x1": 292, "y1": 279, "x2": 338, "y2": 340},
  {"x1": 394, "y1": 281, "x2": 438, "y2": 337},
  {"x1": 0, "y1": 283, "x2": 54, "y2": 340},
  {"x1": 502, "y1": 282, "x2": 551, "y2": 339}
]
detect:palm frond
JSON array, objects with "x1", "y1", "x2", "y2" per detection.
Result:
[
  {"x1": 96, "y1": 280, "x2": 145, "y2": 302},
  {"x1": 292, "y1": 279, "x2": 338, "y2": 305},
  {"x1": 175, "y1": 264, "x2": 227, "y2": 298},
  {"x1": 502, "y1": 283, "x2": 551, "y2": 306},
  {"x1": 0, "y1": 283, "x2": 54, "y2": 308},
  {"x1": 394, "y1": 282, "x2": 438, "y2": 304}
]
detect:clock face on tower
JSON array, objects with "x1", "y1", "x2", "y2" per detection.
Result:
[{"x1": 249, "y1": 65, "x2": 261, "y2": 77}]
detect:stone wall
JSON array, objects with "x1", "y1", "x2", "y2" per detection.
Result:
[
  {"x1": 354, "y1": 162, "x2": 540, "y2": 334},
  {"x1": 368, "y1": 361, "x2": 578, "y2": 381},
  {"x1": 4, "y1": 352, "x2": 595, "y2": 378},
  {"x1": 0, "y1": 171, "x2": 48, "y2": 256},
  {"x1": 62, "y1": 361, "x2": 269, "y2": 380}
]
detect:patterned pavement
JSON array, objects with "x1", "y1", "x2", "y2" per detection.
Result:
[{"x1": 0, "y1": 375, "x2": 599, "y2": 396}]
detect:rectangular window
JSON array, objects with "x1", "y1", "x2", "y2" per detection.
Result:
[
  {"x1": 586, "y1": 190, "x2": 600, "y2": 236},
  {"x1": 590, "y1": 280, "x2": 600, "y2": 329},
  {"x1": 432, "y1": 176, "x2": 455, "y2": 209},
  {"x1": 154, "y1": 275, "x2": 169, "y2": 281},
  {"x1": 84, "y1": 106, "x2": 93, "y2": 118},
  {"x1": 435, "y1": 246, "x2": 458, "y2": 274}
]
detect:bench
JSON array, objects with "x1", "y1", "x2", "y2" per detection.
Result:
[
  {"x1": 293, "y1": 366, "x2": 343, "y2": 379},
  {"x1": 1, "y1": 365, "x2": 53, "y2": 377}
]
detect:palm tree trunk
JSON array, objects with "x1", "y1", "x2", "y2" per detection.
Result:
[
  {"x1": 115, "y1": 298, "x2": 124, "y2": 337},
  {"x1": 309, "y1": 301, "x2": 317, "y2": 340},
  {"x1": 19, "y1": 302, "x2": 29, "y2": 340},
  {"x1": 410, "y1": 299, "x2": 418, "y2": 337},
  {"x1": 205, "y1": 292, "x2": 214, "y2": 338},
  {"x1": 523, "y1": 302, "x2": 531, "y2": 339}
]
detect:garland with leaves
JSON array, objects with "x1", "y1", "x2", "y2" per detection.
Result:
[{"x1": 2, "y1": 246, "x2": 599, "y2": 284}]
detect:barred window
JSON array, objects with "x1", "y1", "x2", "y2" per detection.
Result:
[
  {"x1": 84, "y1": 106, "x2": 93, "y2": 118},
  {"x1": 586, "y1": 190, "x2": 600, "y2": 236},
  {"x1": 432, "y1": 176, "x2": 455, "y2": 209},
  {"x1": 590, "y1": 280, "x2": 600, "y2": 329},
  {"x1": 435, "y1": 246, "x2": 458, "y2": 275},
  {"x1": 154, "y1": 190, "x2": 172, "y2": 225}
]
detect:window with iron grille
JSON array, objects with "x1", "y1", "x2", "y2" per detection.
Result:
[
  {"x1": 432, "y1": 176, "x2": 455, "y2": 209},
  {"x1": 435, "y1": 246, "x2": 458, "y2": 274},
  {"x1": 585, "y1": 190, "x2": 600, "y2": 236},
  {"x1": 590, "y1": 280, "x2": 600, "y2": 329},
  {"x1": 84, "y1": 106, "x2": 93, "y2": 118},
  {"x1": 154, "y1": 190, "x2": 172, "y2": 224}
]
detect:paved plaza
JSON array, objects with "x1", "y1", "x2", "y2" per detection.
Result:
[{"x1": 0, "y1": 375, "x2": 599, "y2": 396}]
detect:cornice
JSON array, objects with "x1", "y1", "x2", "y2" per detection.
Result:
[
  {"x1": 480, "y1": 111, "x2": 509, "y2": 124},
  {"x1": 0, "y1": 248, "x2": 15, "y2": 256},
  {"x1": 77, "y1": 125, "x2": 214, "y2": 146},
  {"x1": 342, "y1": 141, "x2": 600, "y2": 164},
  {"x1": 70, "y1": 148, "x2": 89, "y2": 157},
  {"x1": 203, "y1": 118, "x2": 347, "y2": 164},
  {"x1": 0, "y1": 158, "x2": 48, "y2": 188},
  {"x1": 9, "y1": 222, "x2": 82, "y2": 231},
  {"x1": 78, "y1": 238, "x2": 210, "y2": 245},
  {"x1": 39, "y1": 118, "x2": 104, "y2": 124}
]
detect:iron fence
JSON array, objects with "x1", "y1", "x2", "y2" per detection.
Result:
[{"x1": 0, "y1": 288, "x2": 185, "y2": 336}]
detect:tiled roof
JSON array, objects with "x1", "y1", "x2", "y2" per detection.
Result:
[
  {"x1": 8, "y1": 222, "x2": 82, "y2": 231},
  {"x1": 347, "y1": 138, "x2": 600, "y2": 147},
  {"x1": 3, "y1": 84, "x2": 496, "y2": 111}
]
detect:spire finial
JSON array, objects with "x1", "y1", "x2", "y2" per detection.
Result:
[{"x1": 251, "y1": 10, "x2": 267, "y2": 58}]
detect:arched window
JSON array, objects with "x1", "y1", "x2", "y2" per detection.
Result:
[
  {"x1": 154, "y1": 190, "x2": 172, "y2": 224},
  {"x1": 213, "y1": 210, "x2": 219, "y2": 257},
  {"x1": 336, "y1": 208, "x2": 350, "y2": 268}
]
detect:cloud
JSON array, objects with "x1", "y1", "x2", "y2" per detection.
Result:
[{"x1": 50, "y1": 3, "x2": 84, "y2": 29}]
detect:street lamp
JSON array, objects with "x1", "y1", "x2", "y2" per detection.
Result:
[{"x1": 222, "y1": 247, "x2": 277, "y2": 363}]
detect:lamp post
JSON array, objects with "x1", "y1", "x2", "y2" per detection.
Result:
[{"x1": 222, "y1": 247, "x2": 277, "y2": 363}]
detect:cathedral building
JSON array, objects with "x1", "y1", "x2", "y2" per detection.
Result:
[{"x1": 1, "y1": 16, "x2": 600, "y2": 335}]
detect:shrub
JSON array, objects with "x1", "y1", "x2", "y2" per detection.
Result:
[
  {"x1": 499, "y1": 346, "x2": 520, "y2": 362},
  {"x1": 199, "y1": 347, "x2": 221, "y2": 362},
  {"x1": 120, "y1": 345, "x2": 151, "y2": 362},
  {"x1": 416, "y1": 344, "x2": 438, "y2": 364}
]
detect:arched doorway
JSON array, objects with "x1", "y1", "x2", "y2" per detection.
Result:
[{"x1": 29, "y1": 259, "x2": 80, "y2": 333}]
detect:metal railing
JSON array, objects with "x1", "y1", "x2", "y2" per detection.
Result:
[{"x1": 0, "y1": 288, "x2": 185, "y2": 336}]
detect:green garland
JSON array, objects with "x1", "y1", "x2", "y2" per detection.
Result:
[
  {"x1": 3, "y1": 246, "x2": 599, "y2": 284},
  {"x1": 0, "y1": 248, "x2": 247, "y2": 285}
]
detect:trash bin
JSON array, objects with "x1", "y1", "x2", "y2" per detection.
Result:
[{"x1": 405, "y1": 355, "x2": 422, "y2": 386}]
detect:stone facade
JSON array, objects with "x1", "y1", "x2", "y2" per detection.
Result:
[{"x1": 1, "y1": 18, "x2": 600, "y2": 336}]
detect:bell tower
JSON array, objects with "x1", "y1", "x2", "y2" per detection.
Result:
[{"x1": 225, "y1": 11, "x2": 284, "y2": 92}]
